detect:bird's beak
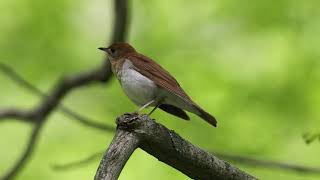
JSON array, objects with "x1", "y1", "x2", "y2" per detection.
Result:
[
  {"x1": 98, "y1": 47, "x2": 112, "y2": 60},
  {"x1": 98, "y1": 47, "x2": 109, "y2": 52}
]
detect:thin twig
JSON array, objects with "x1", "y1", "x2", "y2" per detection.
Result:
[
  {"x1": 0, "y1": 63, "x2": 114, "y2": 131},
  {"x1": 46, "y1": 148, "x2": 320, "y2": 175},
  {"x1": 215, "y1": 152, "x2": 320, "y2": 174},
  {"x1": 1, "y1": 123, "x2": 43, "y2": 180},
  {"x1": 303, "y1": 132, "x2": 320, "y2": 144},
  {"x1": 59, "y1": 106, "x2": 114, "y2": 132},
  {"x1": 0, "y1": 108, "x2": 34, "y2": 122},
  {"x1": 3, "y1": 55, "x2": 320, "y2": 179},
  {"x1": 52, "y1": 151, "x2": 103, "y2": 171},
  {"x1": 0, "y1": 0, "x2": 130, "y2": 179},
  {"x1": 0, "y1": 63, "x2": 44, "y2": 96}
]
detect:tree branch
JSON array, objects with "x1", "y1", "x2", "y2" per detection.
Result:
[
  {"x1": 0, "y1": 62, "x2": 114, "y2": 128},
  {"x1": 111, "y1": 0, "x2": 129, "y2": 43},
  {"x1": 52, "y1": 151, "x2": 103, "y2": 171},
  {"x1": 1, "y1": 123, "x2": 43, "y2": 180},
  {"x1": 0, "y1": 0, "x2": 130, "y2": 179},
  {"x1": 215, "y1": 153, "x2": 320, "y2": 174},
  {"x1": 50, "y1": 148, "x2": 320, "y2": 176},
  {"x1": 0, "y1": 63, "x2": 113, "y2": 131},
  {"x1": 0, "y1": 108, "x2": 34, "y2": 123},
  {"x1": 303, "y1": 132, "x2": 320, "y2": 144},
  {"x1": 95, "y1": 114, "x2": 257, "y2": 180},
  {"x1": 94, "y1": 128, "x2": 139, "y2": 180}
]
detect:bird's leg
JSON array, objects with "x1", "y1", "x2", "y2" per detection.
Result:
[
  {"x1": 148, "y1": 98, "x2": 164, "y2": 116},
  {"x1": 136, "y1": 99, "x2": 155, "y2": 113},
  {"x1": 148, "y1": 104, "x2": 160, "y2": 116}
]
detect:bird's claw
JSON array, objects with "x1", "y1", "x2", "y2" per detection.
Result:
[{"x1": 117, "y1": 112, "x2": 140, "y2": 128}]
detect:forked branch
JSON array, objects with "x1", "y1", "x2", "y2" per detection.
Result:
[
  {"x1": 95, "y1": 114, "x2": 257, "y2": 180},
  {"x1": 0, "y1": 0, "x2": 130, "y2": 179}
]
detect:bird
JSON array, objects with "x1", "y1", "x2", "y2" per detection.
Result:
[{"x1": 98, "y1": 42, "x2": 217, "y2": 127}]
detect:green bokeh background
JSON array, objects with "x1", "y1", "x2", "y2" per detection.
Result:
[{"x1": 1, "y1": 0, "x2": 320, "y2": 179}]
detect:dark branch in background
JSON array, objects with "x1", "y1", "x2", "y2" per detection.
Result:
[
  {"x1": 3, "y1": 62, "x2": 320, "y2": 177},
  {"x1": 303, "y1": 132, "x2": 320, "y2": 144},
  {"x1": 1, "y1": 0, "x2": 320, "y2": 178},
  {"x1": 52, "y1": 151, "x2": 103, "y2": 171},
  {"x1": 215, "y1": 153, "x2": 320, "y2": 174},
  {"x1": 4, "y1": 65, "x2": 320, "y2": 177},
  {"x1": 0, "y1": 0, "x2": 129, "y2": 179},
  {"x1": 52, "y1": 148, "x2": 320, "y2": 175},
  {"x1": 95, "y1": 114, "x2": 257, "y2": 180},
  {"x1": 0, "y1": 63, "x2": 113, "y2": 131},
  {"x1": 0, "y1": 65, "x2": 114, "y2": 180},
  {"x1": 0, "y1": 59, "x2": 114, "y2": 180},
  {"x1": 2, "y1": 124, "x2": 43, "y2": 180},
  {"x1": 112, "y1": 0, "x2": 129, "y2": 43}
]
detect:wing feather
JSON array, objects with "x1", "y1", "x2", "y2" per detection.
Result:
[
  {"x1": 125, "y1": 53, "x2": 192, "y2": 102},
  {"x1": 124, "y1": 53, "x2": 217, "y2": 127}
]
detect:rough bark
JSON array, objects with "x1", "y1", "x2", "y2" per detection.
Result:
[
  {"x1": 94, "y1": 130, "x2": 139, "y2": 180},
  {"x1": 95, "y1": 114, "x2": 257, "y2": 180}
]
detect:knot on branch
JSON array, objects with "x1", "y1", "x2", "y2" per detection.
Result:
[
  {"x1": 96, "y1": 114, "x2": 258, "y2": 180},
  {"x1": 116, "y1": 113, "x2": 150, "y2": 131}
]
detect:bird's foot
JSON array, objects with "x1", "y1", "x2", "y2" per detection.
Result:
[{"x1": 117, "y1": 112, "x2": 140, "y2": 128}]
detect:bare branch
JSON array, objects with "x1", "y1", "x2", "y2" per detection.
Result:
[
  {"x1": 4, "y1": 60, "x2": 320, "y2": 177},
  {"x1": 95, "y1": 129, "x2": 139, "y2": 180},
  {"x1": 303, "y1": 132, "x2": 320, "y2": 144},
  {"x1": 49, "y1": 148, "x2": 320, "y2": 175},
  {"x1": 59, "y1": 106, "x2": 114, "y2": 132},
  {"x1": 0, "y1": 62, "x2": 114, "y2": 126},
  {"x1": 215, "y1": 153, "x2": 320, "y2": 174},
  {"x1": 111, "y1": 0, "x2": 130, "y2": 43},
  {"x1": 0, "y1": 108, "x2": 34, "y2": 122},
  {"x1": 1, "y1": 123, "x2": 43, "y2": 180},
  {"x1": 0, "y1": 63, "x2": 44, "y2": 96},
  {"x1": 52, "y1": 151, "x2": 103, "y2": 171},
  {"x1": 29, "y1": 64, "x2": 112, "y2": 121},
  {"x1": 0, "y1": 63, "x2": 114, "y2": 131},
  {"x1": 95, "y1": 114, "x2": 257, "y2": 180},
  {"x1": 0, "y1": 0, "x2": 130, "y2": 179},
  {"x1": 0, "y1": 0, "x2": 130, "y2": 131}
]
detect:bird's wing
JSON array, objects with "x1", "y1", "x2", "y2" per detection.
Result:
[
  {"x1": 125, "y1": 53, "x2": 217, "y2": 127},
  {"x1": 125, "y1": 53, "x2": 192, "y2": 103}
]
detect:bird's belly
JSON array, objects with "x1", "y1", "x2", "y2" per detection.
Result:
[{"x1": 120, "y1": 68, "x2": 158, "y2": 106}]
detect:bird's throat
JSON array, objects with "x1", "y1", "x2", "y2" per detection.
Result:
[{"x1": 111, "y1": 59, "x2": 126, "y2": 78}]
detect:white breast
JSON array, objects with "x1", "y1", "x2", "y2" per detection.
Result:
[{"x1": 120, "y1": 60, "x2": 158, "y2": 106}]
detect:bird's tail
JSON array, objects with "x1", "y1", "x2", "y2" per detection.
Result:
[{"x1": 193, "y1": 104, "x2": 217, "y2": 127}]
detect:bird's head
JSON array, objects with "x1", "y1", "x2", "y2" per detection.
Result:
[{"x1": 99, "y1": 42, "x2": 136, "y2": 61}]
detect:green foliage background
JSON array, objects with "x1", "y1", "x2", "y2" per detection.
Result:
[{"x1": 1, "y1": 0, "x2": 320, "y2": 179}]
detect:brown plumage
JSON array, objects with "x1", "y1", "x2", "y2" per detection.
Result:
[{"x1": 99, "y1": 42, "x2": 217, "y2": 127}]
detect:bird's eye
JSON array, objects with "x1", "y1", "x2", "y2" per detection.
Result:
[{"x1": 110, "y1": 48, "x2": 115, "y2": 54}]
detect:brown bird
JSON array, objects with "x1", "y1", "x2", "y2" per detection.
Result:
[{"x1": 99, "y1": 42, "x2": 217, "y2": 127}]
